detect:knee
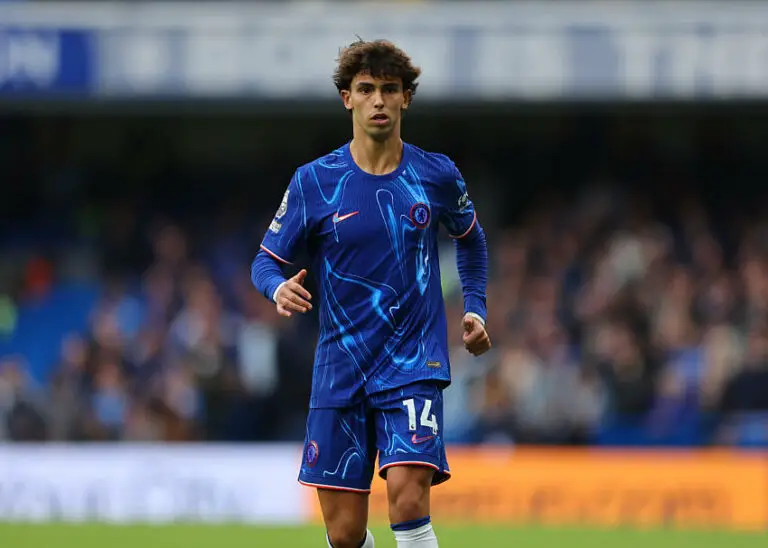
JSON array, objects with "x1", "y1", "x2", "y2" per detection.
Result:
[
  {"x1": 327, "y1": 520, "x2": 367, "y2": 548},
  {"x1": 389, "y1": 477, "x2": 431, "y2": 523}
]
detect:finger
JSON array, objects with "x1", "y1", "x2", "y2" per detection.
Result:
[
  {"x1": 474, "y1": 339, "x2": 492, "y2": 355},
  {"x1": 276, "y1": 304, "x2": 292, "y2": 317},
  {"x1": 467, "y1": 343, "x2": 490, "y2": 357},
  {"x1": 281, "y1": 296, "x2": 311, "y2": 313},
  {"x1": 478, "y1": 337, "x2": 493, "y2": 354},
  {"x1": 280, "y1": 302, "x2": 307, "y2": 314},
  {"x1": 463, "y1": 317, "x2": 474, "y2": 332},
  {"x1": 283, "y1": 291, "x2": 312, "y2": 311},
  {"x1": 284, "y1": 290, "x2": 312, "y2": 309},
  {"x1": 286, "y1": 281, "x2": 312, "y2": 301},
  {"x1": 466, "y1": 334, "x2": 491, "y2": 355},
  {"x1": 463, "y1": 335, "x2": 480, "y2": 349},
  {"x1": 463, "y1": 328, "x2": 484, "y2": 345},
  {"x1": 293, "y1": 269, "x2": 308, "y2": 286}
]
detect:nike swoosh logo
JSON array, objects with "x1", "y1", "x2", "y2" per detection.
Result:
[
  {"x1": 411, "y1": 434, "x2": 434, "y2": 444},
  {"x1": 333, "y1": 211, "x2": 359, "y2": 224}
]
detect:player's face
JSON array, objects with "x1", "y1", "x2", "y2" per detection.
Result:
[{"x1": 342, "y1": 73, "x2": 411, "y2": 141}]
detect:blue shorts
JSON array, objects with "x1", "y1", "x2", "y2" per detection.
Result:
[{"x1": 298, "y1": 381, "x2": 451, "y2": 493}]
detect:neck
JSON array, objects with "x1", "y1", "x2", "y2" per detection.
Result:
[{"x1": 349, "y1": 130, "x2": 403, "y2": 176}]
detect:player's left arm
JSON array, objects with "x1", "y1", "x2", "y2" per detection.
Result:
[{"x1": 439, "y1": 163, "x2": 491, "y2": 357}]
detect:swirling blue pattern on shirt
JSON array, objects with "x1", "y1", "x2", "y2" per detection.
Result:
[{"x1": 260, "y1": 142, "x2": 479, "y2": 408}]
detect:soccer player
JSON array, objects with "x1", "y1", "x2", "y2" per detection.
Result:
[{"x1": 251, "y1": 39, "x2": 490, "y2": 548}]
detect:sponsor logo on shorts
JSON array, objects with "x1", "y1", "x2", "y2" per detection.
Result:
[{"x1": 427, "y1": 361, "x2": 441, "y2": 368}]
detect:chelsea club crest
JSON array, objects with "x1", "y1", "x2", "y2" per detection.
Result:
[
  {"x1": 305, "y1": 440, "x2": 319, "y2": 467},
  {"x1": 410, "y1": 202, "x2": 431, "y2": 229}
]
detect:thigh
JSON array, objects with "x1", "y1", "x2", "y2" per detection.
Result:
[
  {"x1": 372, "y1": 382, "x2": 451, "y2": 486},
  {"x1": 298, "y1": 404, "x2": 378, "y2": 493}
]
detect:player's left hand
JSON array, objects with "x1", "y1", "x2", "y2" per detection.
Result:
[{"x1": 462, "y1": 314, "x2": 491, "y2": 356}]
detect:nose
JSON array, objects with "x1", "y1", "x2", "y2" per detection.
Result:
[{"x1": 372, "y1": 89, "x2": 384, "y2": 108}]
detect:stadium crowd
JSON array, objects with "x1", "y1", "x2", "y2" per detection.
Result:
[{"x1": 1, "y1": 179, "x2": 767, "y2": 447}]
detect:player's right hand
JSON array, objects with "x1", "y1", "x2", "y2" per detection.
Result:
[{"x1": 276, "y1": 269, "x2": 313, "y2": 317}]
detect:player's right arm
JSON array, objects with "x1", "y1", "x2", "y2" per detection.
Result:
[{"x1": 251, "y1": 170, "x2": 313, "y2": 317}]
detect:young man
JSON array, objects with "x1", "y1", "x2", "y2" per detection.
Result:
[{"x1": 251, "y1": 39, "x2": 490, "y2": 548}]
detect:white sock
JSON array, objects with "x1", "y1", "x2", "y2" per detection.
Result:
[
  {"x1": 326, "y1": 529, "x2": 375, "y2": 547},
  {"x1": 393, "y1": 523, "x2": 438, "y2": 547}
]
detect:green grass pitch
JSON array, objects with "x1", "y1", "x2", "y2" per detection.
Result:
[{"x1": 0, "y1": 524, "x2": 765, "y2": 548}]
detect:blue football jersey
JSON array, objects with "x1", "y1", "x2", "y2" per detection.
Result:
[{"x1": 260, "y1": 142, "x2": 478, "y2": 408}]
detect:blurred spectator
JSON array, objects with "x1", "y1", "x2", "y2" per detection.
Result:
[
  {"x1": 48, "y1": 334, "x2": 90, "y2": 441},
  {"x1": 0, "y1": 356, "x2": 48, "y2": 441},
  {"x1": 2, "y1": 115, "x2": 768, "y2": 448}
]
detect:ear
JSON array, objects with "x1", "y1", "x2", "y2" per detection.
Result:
[
  {"x1": 340, "y1": 90, "x2": 353, "y2": 113},
  {"x1": 402, "y1": 89, "x2": 413, "y2": 111}
]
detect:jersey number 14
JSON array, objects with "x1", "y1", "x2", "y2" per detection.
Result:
[{"x1": 403, "y1": 398, "x2": 438, "y2": 434}]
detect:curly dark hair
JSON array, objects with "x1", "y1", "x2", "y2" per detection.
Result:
[{"x1": 333, "y1": 39, "x2": 421, "y2": 97}]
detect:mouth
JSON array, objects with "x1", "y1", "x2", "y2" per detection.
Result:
[{"x1": 370, "y1": 113, "x2": 390, "y2": 125}]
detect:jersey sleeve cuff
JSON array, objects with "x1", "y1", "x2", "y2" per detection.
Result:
[
  {"x1": 464, "y1": 312, "x2": 486, "y2": 327},
  {"x1": 464, "y1": 312, "x2": 485, "y2": 327},
  {"x1": 272, "y1": 281, "x2": 287, "y2": 304},
  {"x1": 464, "y1": 295, "x2": 487, "y2": 324}
]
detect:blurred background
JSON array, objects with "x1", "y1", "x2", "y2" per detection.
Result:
[{"x1": 1, "y1": 0, "x2": 768, "y2": 537}]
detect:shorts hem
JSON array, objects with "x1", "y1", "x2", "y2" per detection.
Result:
[
  {"x1": 378, "y1": 456, "x2": 451, "y2": 486},
  {"x1": 298, "y1": 479, "x2": 371, "y2": 493}
]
